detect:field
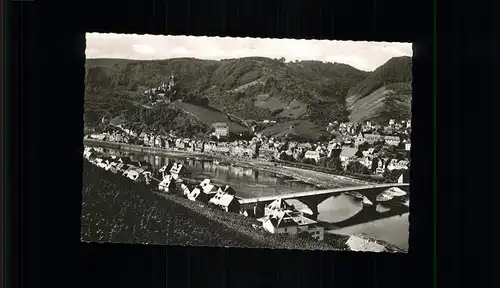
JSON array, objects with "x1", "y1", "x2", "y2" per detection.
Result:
[
  {"x1": 170, "y1": 101, "x2": 248, "y2": 133},
  {"x1": 81, "y1": 162, "x2": 260, "y2": 247},
  {"x1": 259, "y1": 120, "x2": 327, "y2": 141},
  {"x1": 348, "y1": 82, "x2": 412, "y2": 123},
  {"x1": 80, "y1": 161, "x2": 349, "y2": 250}
]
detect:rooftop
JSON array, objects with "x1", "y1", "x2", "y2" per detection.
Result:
[
  {"x1": 213, "y1": 122, "x2": 230, "y2": 129},
  {"x1": 340, "y1": 147, "x2": 358, "y2": 158},
  {"x1": 210, "y1": 193, "x2": 236, "y2": 207}
]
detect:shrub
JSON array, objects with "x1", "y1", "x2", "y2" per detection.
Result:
[
  {"x1": 302, "y1": 158, "x2": 316, "y2": 165},
  {"x1": 346, "y1": 161, "x2": 370, "y2": 175},
  {"x1": 382, "y1": 169, "x2": 406, "y2": 183}
]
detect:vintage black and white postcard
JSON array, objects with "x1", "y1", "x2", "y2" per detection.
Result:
[{"x1": 82, "y1": 33, "x2": 412, "y2": 252}]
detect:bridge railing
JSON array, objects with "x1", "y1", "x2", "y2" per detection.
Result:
[{"x1": 238, "y1": 182, "x2": 409, "y2": 204}]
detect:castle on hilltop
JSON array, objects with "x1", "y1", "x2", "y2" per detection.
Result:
[{"x1": 143, "y1": 73, "x2": 177, "y2": 105}]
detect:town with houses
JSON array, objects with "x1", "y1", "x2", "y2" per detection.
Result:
[
  {"x1": 83, "y1": 34, "x2": 414, "y2": 251},
  {"x1": 84, "y1": 145, "x2": 335, "y2": 242},
  {"x1": 86, "y1": 115, "x2": 411, "y2": 183},
  {"x1": 83, "y1": 115, "x2": 411, "y2": 245},
  {"x1": 89, "y1": 73, "x2": 410, "y2": 180}
]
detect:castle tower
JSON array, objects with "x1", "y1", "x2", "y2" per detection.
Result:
[{"x1": 168, "y1": 74, "x2": 175, "y2": 91}]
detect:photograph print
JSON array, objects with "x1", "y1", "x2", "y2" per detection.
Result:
[{"x1": 82, "y1": 33, "x2": 412, "y2": 252}]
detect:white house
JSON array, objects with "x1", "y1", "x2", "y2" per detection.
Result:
[
  {"x1": 199, "y1": 179, "x2": 220, "y2": 195},
  {"x1": 304, "y1": 150, "x2": 321, "y2": 162},
  {"x1": 259, "y1": 209, "x2": 324, "y2": 240},
  {"x1": 187, "y1": 186, "x2": 212, "y2": 203},
  {"x1": 175, "y1": 139, "x2": 185, "y2": 149},
  {"x1": 158, "y1": 175, "x2": 176, "y2": 193},
  {"x1": 125, "y1": 167, "x2": 143, "y2": 182},
  {"x1": 363, "y1": 134, "x2": 383, "y2": 144},
  {"x1": 384, "y1": 136, "x2": 401, "y2": 146},
  {"x1": 90, "y1": 133, "x2": 106, "y2": 141},
  {"x1": 405, "y1": 142, "x2": 411, "y2": 151},
  {"x1": 217, "y1": 185, "x2": 236, "y2": 196},
  {"x1": 180, "y1": 183, "x2": 193, "y2": 197},
  {"x1": 265, "y1": 198, "x2": 296, "y2": 216},
  {"x1": 299, "y1": 223, "x2": 325, "y2": 241},
  {"x1": 261, "y1": 211, "x2": 299, "y2": 236},
  {"x1": 154, "y1": 137, "x2": 162, "y2": 147},
  {"x1": 354, "y1": 132, "x2": 366, "y2": 147},
  {"x1": 213, "y1": 123, "x2": 230, "y2": 138},
  {"x1": 169, "y1": 163, "x2": 188, "y2": 180},
  {"x1": 208, "y1": 192, "x2": 241, "y2": 213},
  {"x1": 387, "y1": 159, "x2": 410, "y2": 171}
]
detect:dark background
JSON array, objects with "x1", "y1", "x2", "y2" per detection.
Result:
[{"x1": 8, "y1": 0, "x2": 495, "y2": 287}]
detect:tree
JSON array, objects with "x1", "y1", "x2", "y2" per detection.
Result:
[
  {"x1": 358, "y1": 141, "x2": 371, "y2": 152},
  {"x1": 199, "y1": 97, "x2": 210, "y2": 106},
  {"x1": 296, "y1": 150, "x2": 306, "y2": 162},
  {"x1": 279, "y1": 152, "x2": 294, "y2": 161},
  {"x1": 326, "y1": 157, "x2": 343, "y2": 171},
  {"x1": 317, "y1": 157, "x2": 328, "y2": 167},
  {"x1": 383, "y1": 169, "x2": 406, "y2": 183},
  {"x1": 302, "y1": 158, "x2": 316, "y2": 165},
  {"x1": 318, "y1": 134, "x2": 331, "y2": 143},
  {"x1": 234, "y1": 91, "x2": 245, "y2": 101},
  {"x1": 371, "y1": 158, "x2": 380, "y2": 172},
  {"x1": 346, "y1": 161, "x2": 370, "y2": 175},
  {"x1": 127, "y1": 81, "x2": 138, "y2": 91},
  {"x1": 280, "y1": 142, "x2": 290, "y2": 152},
  {"x1": 271, "y1": 108, "x2": 284, "y2": 116},
  {"x1": 84, "y1": 110, "x2": 100, "y2": 125}
]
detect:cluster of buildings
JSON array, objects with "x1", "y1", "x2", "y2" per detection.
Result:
[
  {"x1": 83, "y1": 147, "x2": 155, "y2": 183},
  {"x1": 142, "y1": 74, "x2": 176, "y2": 105},
  {"x1": 275, "y1": 139, "x2": 409, "y2": 178},
  {"x1": 327, "y1": 119, "x2": 411, "y2": 137},
  {"x1": 85, "y1": 117, "x2": 411, "y2": 179},
  {"x1": 256, "y1": 199, "x2": 325, "y2": 240},
  {"x1": 83, "y1": 147, "x2": 325, "y2": 241},
  {"x1": 212, "y1": 122, "x2": 230, "y2": 139},
  {"x1": 86, "y1": 130, "x2": 131, "y2": 143}
]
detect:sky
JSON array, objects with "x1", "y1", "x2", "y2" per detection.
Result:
[{"x1": 86, "y1": 33, "x2": 412, "y2": 72}]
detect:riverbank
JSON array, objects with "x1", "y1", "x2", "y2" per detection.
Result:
[
  {"x1": 81, "y1": 161, "x2": 348, "y2": 250},
  {"x1": 83, "y1": 139, "x2": 366, "y2": 189}
]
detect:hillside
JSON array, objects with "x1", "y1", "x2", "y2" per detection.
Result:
[
  {"x1": 170, "y1": 100, "x2": 248, "y2": 133},
  {"x1": 348, "y1": 82, "x2": 412, "y2": 124},
  {"x1": 207, "y1": 58, "x2": 369, "y2": 123},
  {"x1": 345, "y1": 56, "x2": 412, "y2": 107},
  {"x1": 84, "y1": 56, "x2": 412, "y2": 136},
  {"x1": 259, "y1": 120, "x2": 329, "y2": 141},
  {"x1": 345, "y1": 56, "x2": 412, "y2": 124},
  {"x1": 120, "y1": 104, "x2": 211, "y2": 138},
  {"x1": 84, "y1": 57, "x2": 369, "y2": 128}
]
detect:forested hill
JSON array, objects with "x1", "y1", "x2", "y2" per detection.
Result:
[
  {"x1": 346, "y1": 56, "x2": 413, "y2": 124},
  {"x1": 84, "y1": 56, "x2": 412, "y2": 137}
]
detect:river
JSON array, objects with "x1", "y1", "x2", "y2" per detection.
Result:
[{"x1": 91, "y1": 146, "x2": 409, "y2": 250}]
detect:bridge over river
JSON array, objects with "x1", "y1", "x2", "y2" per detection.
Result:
[{"x1": 238, "y1": 183, "x2": 410, "y2": 220}]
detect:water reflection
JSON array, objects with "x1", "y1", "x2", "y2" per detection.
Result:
[
  {"x1": 125, "y1": 150, "x2": 318, "y2": 199},
  {"x1": 329, "y1": 213, "x2": 410, "y2": 250},
  {"x1": 93, "y1": 147, "x2": 409, "y2": 249}
]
